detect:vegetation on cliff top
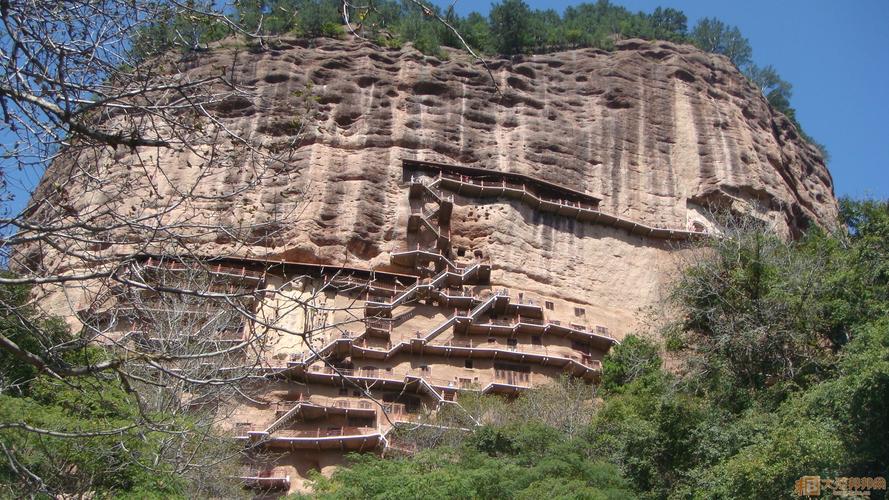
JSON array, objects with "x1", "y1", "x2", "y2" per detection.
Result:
[
  {"x1": 132, "y1": 0, "x2": 825, "y2": 158},
  {"x1": 292, "y1": 198, "x2": 889, "y2": 499}
]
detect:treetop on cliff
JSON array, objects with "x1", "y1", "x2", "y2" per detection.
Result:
[{"x1": 131, "y1": 0, "x2": 824, "y2": 157}]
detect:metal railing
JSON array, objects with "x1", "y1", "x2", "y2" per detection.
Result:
[
  {"x1": 365, "y1": 318, "x2": 393, "y2": 333},
  {"x1": 143, "y1": 257, "x2": 265, "y2": 280},
  {"x1": 274, "y1": 426, "x2": 375, "y2": 438},
  {"x1": 434, "y1": 171, "x2": 702, "y2": 239},
  {"x1": 517, "y1": 316, "x2": 544, "y2": 325}
]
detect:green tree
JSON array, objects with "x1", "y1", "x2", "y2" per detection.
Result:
[
  {"x1": 589, "y1": 372, "x2": 714, "y2": 498},
  {"x1": 745, "y1": 64, "x2": 796, "y2": 116},
  {"x1": 600, "y1": 334, "x2": 662, "y2": 393},
  {"x1": 593, "y1": 201, "x2": 888, "y2": 497},
  {"x1": 306, "y1": 423, "x2": 636, "y2": 499},
  {"x1": 130, "y1": 2, "x2": 232, "y2": 61},
  {"x1": 0, "y1": 276, "x2": 69, "y2": 396},
  {"x1": 489, "y1": 0, "x2": 534, "y2": 55},
  {"x1": 457, "y1": 12, "x2": 495, "y2": 54},
  {"x1": 296, "y1": 0, "x2": 343, "y2": 38},
  {"x1": 395, "y1": 2, "x2": 447, "y2": 56},
  {"x1": 665, "y1": 215, "x2": 844, "y2": 399},
  {"x1": 648, "y1": 7, "x2": 687, "y2": 41},
  {"x1": 529, "y1": 9, "x2": 562, "y2": 51},
  {"x1": 691, "y1": 17, "x2": 752, "y2": 68},
  {"x1": 236, "y1": 0, "x2": 301, "y2": 35}
]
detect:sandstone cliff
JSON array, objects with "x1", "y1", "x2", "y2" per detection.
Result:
[
  {"x1": 182, "y1": 35, "x2": 835, "y2": 249},
  {"x1": 33, "y1": 36, "x2": 839, "y2": 335}
]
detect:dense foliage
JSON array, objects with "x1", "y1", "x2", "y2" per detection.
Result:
[
  {"x1": 306, "y1": 429, "x2": 635, "y2": 499},
  {"x1": 303, "y1": 199, "x2": 889, "y2": 499}
]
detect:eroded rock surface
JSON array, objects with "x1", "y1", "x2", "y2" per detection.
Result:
[{"x1": 32, "y1": 36, "x2": 838, "y2": 333}]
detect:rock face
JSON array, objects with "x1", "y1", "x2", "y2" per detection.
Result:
[
  {"x1": 25, "y1": 35, "x2": 840, "y2": 493},
  {"x1": 191, "y1": 35, "x2": 835, "y2": 237},
  {"x1": 35, "y1": 35, "x2": 838, "y2": 334}
]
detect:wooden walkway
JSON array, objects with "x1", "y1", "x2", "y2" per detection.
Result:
[{"x1": 404, "y1": 159, "x2": 707, "y2": 241}]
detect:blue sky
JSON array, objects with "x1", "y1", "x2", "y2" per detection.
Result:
[{"x1": 435, "y1": 0, "x2": 889, "y2": 200}]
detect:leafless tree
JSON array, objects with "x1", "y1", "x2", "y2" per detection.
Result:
[
  {"x1": 0, "y1": 0, "x2": 499, "y2": 494},
  {"x1": 389, "y1": 376, "x2": 597, "y2": 453},
  {"x1": 0, "y1": 0, "x2": 344, "y2": 494}
]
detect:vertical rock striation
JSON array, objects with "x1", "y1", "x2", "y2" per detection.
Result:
[{"x1": 32, "y1": 35, "x2": 839, "y2": 334}]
